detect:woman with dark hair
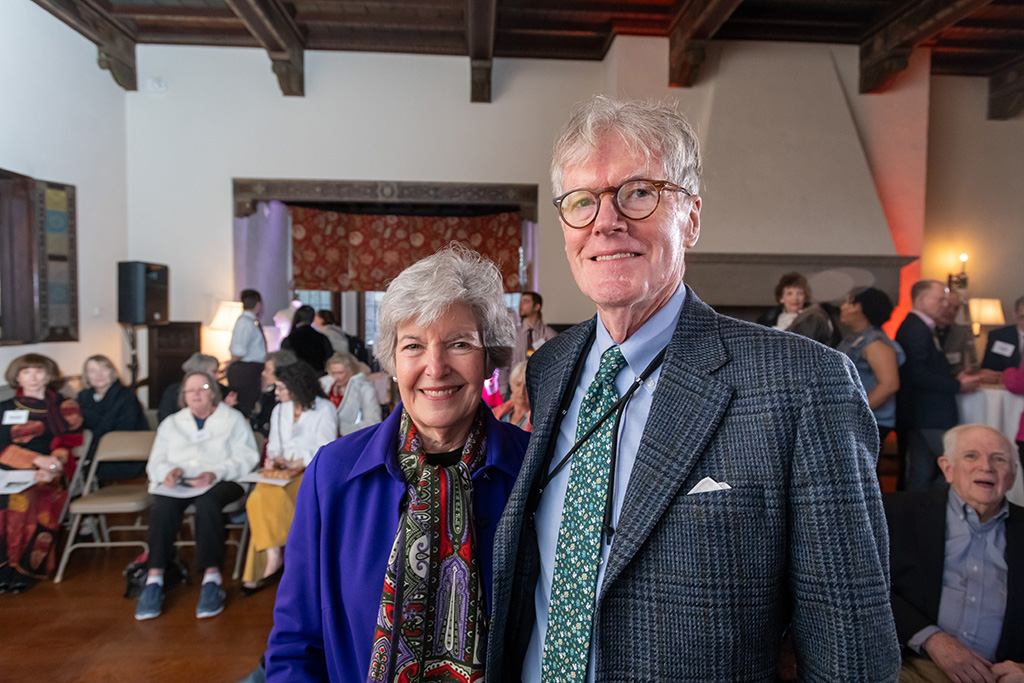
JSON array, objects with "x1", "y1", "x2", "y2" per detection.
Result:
[
  {"x1": 77, "y1": 354, "x2": 149, "y2": 482},
  {"x1": 0, "y1": 353, "x2": 83, "y2": 592},
  {"x1": 241, "y1": 361, "x2": 337, "y2": 595},
  {"x1": 135, "y1": 371, "x2": 259, "y2": 621},
  {"x1": 757, "y1": 272, "x2": 811, "y2": 330},
  {"x1": 266, "y1": 245, "x2": 528, "y2": 681},
  {"x1": 838, "y1": 287, "x2": 904, "y2": 444}
]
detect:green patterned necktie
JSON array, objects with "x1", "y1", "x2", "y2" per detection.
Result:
[{"x1": 542, "y1": 345, "x2": 628, "y2": 682}]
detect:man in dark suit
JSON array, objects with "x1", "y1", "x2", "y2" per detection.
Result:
[
  {"x1": 981, "y1": 295, "x2": 1024, "y2": 373},
  {"x1": 280, "y1": 305, "x2": 333, "y2": 376},
  {"x1": 885, "y1": 424, "x2": 1024, "y2": 683},
  {"x1": 486, "y1": 96, "x2": 900, "y2": 682},
  {"x1": 896, "y1": 280, "x2": 981, "y2": 491}
]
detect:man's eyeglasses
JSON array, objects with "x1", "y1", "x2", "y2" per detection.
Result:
[{"x1": 552, "y1": 179, "x2": 691, "y2": 229}]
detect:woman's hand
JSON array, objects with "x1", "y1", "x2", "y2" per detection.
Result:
[
  {"x1": 33, "y1": 467, "x2": 59, "y2": 483},
  {"x1": 264, "y1": 455, "x2": 288, "y2": 470},
  {"x1": 32, "y1": 454, "x2": 62, "y2": 474},
  {"x1": 163, "y1": 467, "x2": 184, "y2": 487},
  {"x1": 189, "y1": 472, "x2": 216, "y2": 488}
]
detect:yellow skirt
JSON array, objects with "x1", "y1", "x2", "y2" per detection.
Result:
[{"x1": 241, "y1": 475, "x2": 303, "y2": 583}]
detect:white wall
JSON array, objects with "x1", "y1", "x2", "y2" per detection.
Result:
[
  {"x1": 924, "y1": 75, "x2": 1024, "y2": 320},
  {"x1": 125, "y1": 38, "x2": 922, "y2": 329},
  {"x1": 0, "y1": 0, "x2": 128, "y2": 378},
  {"x1": 5, "y1": 0, "x2": 1020, "y2": 370},
  {"x1": 125, "y1": 47, "x2": 603, "y2": 327}
]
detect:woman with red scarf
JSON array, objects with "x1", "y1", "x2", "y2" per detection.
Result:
[{"x1": 0, "y1": 353, "x2": 83, "y2": 593}]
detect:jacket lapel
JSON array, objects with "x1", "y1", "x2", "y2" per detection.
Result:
[
  {"x1": 599, "y1": 288, "x2": 733, "y2": 598},
  {"x1": 997, "y1": 503, "x2": 1024, "y2": 659},
  {"x1": 918, "y1": 489, "x2": 948, "y2": 615},
  {"x1": 519, "y1": 318, "x2": 596, "y2": 498}
]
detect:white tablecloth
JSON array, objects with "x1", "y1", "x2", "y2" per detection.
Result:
[{"x1": 957, "y1": 385, "x2": 1024, "y2": 505}]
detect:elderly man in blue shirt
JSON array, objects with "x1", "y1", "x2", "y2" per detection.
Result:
[{"x1": 885, "y1": 423, "x2": 1024, "y2": 683}]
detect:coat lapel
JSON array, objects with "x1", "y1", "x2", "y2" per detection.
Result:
[{"x1": 599, "y1": 288, "x2": 733, "y2": 598}]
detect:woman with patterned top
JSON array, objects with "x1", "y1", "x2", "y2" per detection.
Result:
[
  {"x1": 838, "y1": 287, "x2": 905, "y2": 446},
  {"x1": 0, "y1": 354, "x2": 83, "y2": 592},
  {"x1": 266, "y1": 245, "x2": 528, "y2": 682}
]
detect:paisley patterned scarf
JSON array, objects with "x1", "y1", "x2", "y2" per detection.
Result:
[{"x1": 367, "y1": 405, "x2": 488, "y2": 683}]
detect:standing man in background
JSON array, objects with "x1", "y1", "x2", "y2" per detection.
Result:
[
  {"x1": 896, "y1": 280, "x2": 980, "y2": 491},
  {"x1": 227, "y1": 289, "x2": 267, "y2": 417},
  {"x1": 486, "y1": 95, "x2": 899, "y2": 682}
]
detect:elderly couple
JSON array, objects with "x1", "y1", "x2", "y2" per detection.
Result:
[{"x1": 264, "y1": 96, "x2": 1008, "y2": 683}]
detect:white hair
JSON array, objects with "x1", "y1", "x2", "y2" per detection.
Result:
[
  {"x1": 551, "y1": 95, "x2": 702, "y2": 196},
  {"x1": 942, "y1": 424, "x2": 1018, "y2": 474},
  {"x1": 375, "y1": 244, "x2": 516, "y2": 376}
]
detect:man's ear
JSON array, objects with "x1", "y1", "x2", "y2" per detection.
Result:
[
  {"x1": 937, "y1": 455, "x2": 952, "y2": 482},
  {"x1": 683, "y1": 195, "x2": 701, "y2": 248}
]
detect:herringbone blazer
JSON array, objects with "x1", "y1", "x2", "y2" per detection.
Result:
[{"x1": 486, "y1": 287, "x2": 901, "y2": 682}]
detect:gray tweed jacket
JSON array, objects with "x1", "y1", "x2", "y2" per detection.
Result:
[{"x1": 486, "y1": 286, "x2": 901, "y2": 682}]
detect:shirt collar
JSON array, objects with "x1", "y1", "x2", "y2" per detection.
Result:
[
  {"x1": 912, "y1": 309, "x2": 937, "y2": 330},
  {"x1": 595, "y1": 283, "x2": 686, "y2": 379},
  {"x1": 947, "y1": 487, "x2": 1010, "y2": 529}
]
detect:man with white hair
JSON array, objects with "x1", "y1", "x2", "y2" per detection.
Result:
[
  {"x1": 885, "y1": 424, "x2": 1024, "y2": 683},
  {"x1": 487, "y1": 95, "x2": 899, "y2": 682}
]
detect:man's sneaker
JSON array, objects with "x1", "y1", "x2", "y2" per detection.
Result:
[
  {"x1": 135, "y1": 583, "x2": 163, "y2": 621},
  {"x1": 196, "y1": 582, "x2": 226, "y2": 619}
]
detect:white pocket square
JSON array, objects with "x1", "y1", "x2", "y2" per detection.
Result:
[{"x1": 686, "y1": 476, "x2": 732, "y2": 495}]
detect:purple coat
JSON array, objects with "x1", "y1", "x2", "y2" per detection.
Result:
[{"x1": 266, "y1": 403, "x2": 528, "y2": 682}]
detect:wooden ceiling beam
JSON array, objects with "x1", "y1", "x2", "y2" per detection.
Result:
[
  {"x1": 31, "y1": 0, "x2": 137, "y2": 90},
  {"x1": 668, "y1": 0, "x2": 745, "y2": 87},
  {"x1": 467, "y1": 0, "x2": 497, "y2": 102},
  {"x1": 987, "y1": 53, "x2": 1024, "y2": 120},
  {"x1": 224, "y1": 0, "x2": 305, "y2": 96},
  {"x1": 859, "y1": 0, "x2": 995, "y2": 93}
]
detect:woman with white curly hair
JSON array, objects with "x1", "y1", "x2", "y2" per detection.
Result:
[{"x1": 267, "y1": 244, "x2": 529, "y2": 682}]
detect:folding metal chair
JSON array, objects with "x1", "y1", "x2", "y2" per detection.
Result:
[{"x1": 54, "y1": 430, "x2": 157, "y2": 583}]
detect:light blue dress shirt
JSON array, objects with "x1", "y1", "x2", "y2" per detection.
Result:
[
  {"x1": 908, "y1": 488, "x2": 1008, "y2": 661},
  {"x1": 523, "y1": 284, "x2": 686, "y2": 683},
  {"x1": 229, "y1": 310, "x2": 267, "y2": 362}
]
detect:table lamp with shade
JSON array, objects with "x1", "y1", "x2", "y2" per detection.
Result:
[{"x1": 968, "y1": 297, "x2": 1006, "y2": 337}]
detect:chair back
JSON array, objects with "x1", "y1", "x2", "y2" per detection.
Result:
[{"x1": 81, "y1": 430, "x2": 157, "y2": 494}]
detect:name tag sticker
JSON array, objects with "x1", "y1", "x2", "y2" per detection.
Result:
[
  {"x1": 992, "y1": 340, "x2": 1016, "y2": 357},
  {"x1": 191, "y1": 429, "x2": 211, "y2": 444},
  {"x1": 946, "y1": 352, "x2": 962, "y2": 365},
  {"x1": 2, "y1": 410, "x2": 29, "y2": 425}
]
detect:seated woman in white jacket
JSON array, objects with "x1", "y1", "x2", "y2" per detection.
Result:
[
  {"x1": 136, "y1": 371, "x2": 259, "y2": 621},
  {"x1": 319, "y1": 351, "x2": 382, "y2": 436},
  {"x1": 241, "y1": 361, "x2": 338, "y2": 594}
]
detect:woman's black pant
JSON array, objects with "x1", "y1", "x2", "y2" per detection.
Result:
[{"x1": 147, "y1": 481, "x2": 244, "y2": 571}]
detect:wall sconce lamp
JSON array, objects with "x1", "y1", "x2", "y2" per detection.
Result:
[
  {"x1": 948, "y1": 253, "x2": 969, "y2": 291},
  {"x1": 968, "y1": 297, "x2": 1005, "y2": 337},
  {"x1": 210, "y1": 300, "x2": 243, "y2": 331}
]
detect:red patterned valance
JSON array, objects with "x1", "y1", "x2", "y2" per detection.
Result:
[{"x1": 290, "y1": 206, "x2": 522, "y2": 292}]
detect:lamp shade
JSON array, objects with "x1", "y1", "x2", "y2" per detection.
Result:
[
  {"x1": 210, "y1": 301, "x2": 243, "y2": 331},
  {"x1": 969, "y1": 298, "x2": 1006, "y2": 327}
]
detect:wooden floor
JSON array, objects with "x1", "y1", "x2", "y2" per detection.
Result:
[{"x1": 0, "y1": 539, "x2": 275, "y2": 683}]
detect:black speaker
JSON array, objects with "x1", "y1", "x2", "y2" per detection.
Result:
[{"x1": 118, "y1": 261, "x2": 169, "y2": 325}]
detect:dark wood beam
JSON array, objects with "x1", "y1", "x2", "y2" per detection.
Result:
[
  {"x1": 223, "y1": 0, "x2": 305, "y2": 96},
  {"x1": 859, "y1": 0, "x2": 994, "y2": 93},
  {"x1": 31, "y1": 0, "x2": 137, "y2": 90},
  {"x1": 467, "y1": 0, "x2": 497, "y2": 102},
  {"x1": 988, "y1": 54, "x2": 1024, "y2": 120},
  {"x1": 668, "y1": 0, "x2": 745, "y2": 87}
]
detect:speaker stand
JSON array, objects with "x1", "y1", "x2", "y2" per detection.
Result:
[{"x1": 121, "y1": 323, "x2": 140, "y2": 389}]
